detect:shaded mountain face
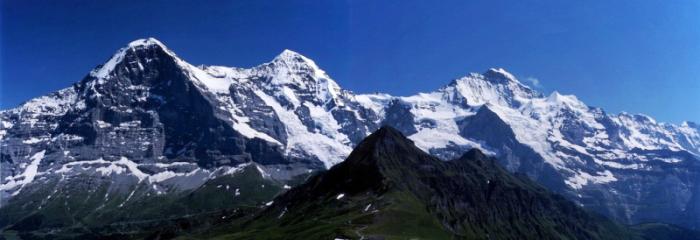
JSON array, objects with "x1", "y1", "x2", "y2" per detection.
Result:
[
  {"x1": 199, "y1": 126, "x2": 668, "y2": 240},
  {"x1": 1, "y1": 38, "x2": 700, "y2": 231}
]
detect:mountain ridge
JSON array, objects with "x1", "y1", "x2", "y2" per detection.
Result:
[
  {"x1": 193, "y1": 126, "x2": 663, "y2": 240},
  {"x1": 1, "y1": 38, "x2": 699, "y2": 231}
]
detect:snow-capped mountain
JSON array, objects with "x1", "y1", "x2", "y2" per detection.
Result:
[
  {"x1": 355, "y1": 68, "x2": 700, "y2": 228},
  {"x1": 1, "y1": 38, "x2": 699, "y2": 229}
]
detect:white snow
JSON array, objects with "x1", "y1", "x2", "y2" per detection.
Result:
[
  {"x1": 255, "y1": 165, "x2": 271, "y2": 179},
  {"x1": 96, "y1": 120, "x2": 112, "y2": 128},
  {"x1": 51, "y1": 157, "x2": 226, "y2": 184},
  {"x1": 278, "y1": 207, "x2": 287, "y2": 219},
  {"x1": 281, "y1": 86, "x2": 301, "y2": 106},
  {"x1": 9, "y1": 87, "x2": 79, "y2": 119},
  {"x1": 189, "y1": 67, "x2": 235, "y2": 93},
  {"x1": 303, "y1": 102, "x2": 352, "y2": 144},
  {"x1": 565, "y1": 170, "x2": 617, "y2": 190},
  {"x1": 153, "y1": 162, "x2": 195, "y2": 168},
  {"x1": 354, "y1": 93, "x2": 393, "y2": 117},
  {"x1": 90, "y1": 46, "x2": 127, "y2": 79},
  {"x1": 254, "y1": 90, "x2": 352, "y2": 168},
  {"x1": 0, "y1": 151, "x2": 46, "y2": 196},
  {"x1": 3, "y1": 37, "x2": 699, "y2": 205},
  {"x1": 22, "y1": 136, "x2": 48, "y2": 144},
  {"x1": 148, "y1": 169, "x2": 200, "y2": 182},
  {"x1": 1, "y1": 120, "x2": 14, "y2": 129},
  {"x1": 223, "y1": 163, "x2": 250, "y2": 175}
]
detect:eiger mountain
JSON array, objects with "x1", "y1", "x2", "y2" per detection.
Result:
[{"x1": 1, "y1": 38, "x2": 699, "y2": 233}]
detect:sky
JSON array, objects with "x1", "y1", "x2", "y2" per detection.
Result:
[{"x1": 1, "y1": 0, "x2": 699, "y2": 124}]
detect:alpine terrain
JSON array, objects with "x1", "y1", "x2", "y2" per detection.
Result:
[
  {"x1": 191, "y1": 126, "x2": 662, "y2": 240},
  {"x1": 1, "y1": 38, "x2": 699, "y2": 237}
]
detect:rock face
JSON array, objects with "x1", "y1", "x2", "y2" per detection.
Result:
[
  {"x1": 208, "y1": 127, "x2": 647, "y2": 239},
  {"x1": 1, "y1": 38, "x2": 700, "y2": 230}
]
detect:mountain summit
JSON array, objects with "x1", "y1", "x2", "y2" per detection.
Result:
[{"x1": 2, "y1": 38, "x2": 700, "y2": 235}]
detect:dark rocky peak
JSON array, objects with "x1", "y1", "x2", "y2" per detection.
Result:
[
  {"x1": 361, "y1": 125, "x2": 411, "y2": 147},
  {"x1": 345, "y1": 126, "x2": 431, "y2": 165},
  {"x1": 297, "y1": 126, "x2": 435, "y2": 196},
  {"x1": 76, "y1": 38, "x2": 198, "y2": 108},
  {"x1": 88, "y1": 38, "x2": 182, "y2": 86},
  {"x1": 457, "y1": 148, "x2": 488, "y2": 162}
]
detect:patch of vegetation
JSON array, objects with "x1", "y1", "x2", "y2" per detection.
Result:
[{"x1": 0, "y1": 165, "x2": 284, "y2": 239}]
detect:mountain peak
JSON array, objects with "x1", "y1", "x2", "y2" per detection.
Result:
[
  {"x1": 546, "y1": 91, "x2": 574, "y2": 103},
  {"x1": 90, "y1": 38, "x2": 178, "y2": 79},
  {"x1": 443, "y1": 68, "x2": 541, "y2": 107},
  {"x1": 126, "y1": 37, "x2": 168, "y2": 49},
  {"x1": 272, "y1": 49, "x2": 315, "y2": 65},
  {"x1": 277, "y1": 48, "x2": 303, "y2": 57},
  {"x1": 447, "y1": 68, "x2": 523, "y2": 88},
  {"x1": 369, "y1": 126, "x2": 408, "y2": 142},
  {"x1": 266, "y1": 49, "x2": 329, "y2": 79},
  {"x1": 364, "y1": 125, "x2": 412, "y2": 144},
  {"x1": 262, "y1": 49, "x2": 345, "y2": 107},
  {"x1": 483, "y1": 68, "x2": 520, "y2": 83},
  {"x1": 343, "y1": 126, "x2": 429, "y2": 167}
]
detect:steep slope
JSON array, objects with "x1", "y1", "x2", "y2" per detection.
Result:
[
  {"x1": 2, "y1": 37, "x2": 700, "y2": 231},
  {"x1": 198, "y1": 127, "x2": 638, "y2": 240},
  {"x1": 356, "y1": 69, "x2": 700, "y2": 228},
  {"x1": 196, "y1": 49, "x2": 380, "y2": 169},
  {"x1": 0, "y1": 39, "x2": 332, "y2": 233}
]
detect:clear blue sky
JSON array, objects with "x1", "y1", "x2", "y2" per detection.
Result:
[{"x1": 1, "y1": 0, "x2": 698, "y2": 123}]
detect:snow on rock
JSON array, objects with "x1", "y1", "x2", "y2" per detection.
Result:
[
  {"x1": 22, "y1": 136, "x2": 49, "y2": 144},
  {"x1": 565, "y1": 170, "x2": 617, "y2": 190},
  {"x1": 254, "y1": 90, "x2": 352, "y2": 168},
  {"x1": 0, "y1": 151, "x2": 46, "y2": 196},
  {"x1": 354, "y1": 93, "x2": 393, "y2": 117},
  {"x1": 51, "y1": 158, "x2": 247, "y2": 185},
  {"x1": 90, "y1": 38, "x2": 171, "y2": 79},
  {"x1": 3, "y1": 38, "x2": 699, "y2": 207},
  {"x1": 442, "y1": 69, "x2": 540, "y2": 108}
]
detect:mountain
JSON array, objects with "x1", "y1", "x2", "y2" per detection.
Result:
[
  {"x1": 183, "y1": 126, "x2": 696, "y2": 240},
  {"x1": 358, "y1": 70, "x2": 700, "y2": 228},
  {"x1": 1, "y1": 38, "x2": 699, "y2": 232}
]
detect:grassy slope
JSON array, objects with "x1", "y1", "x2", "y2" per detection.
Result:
[
  {"x1": 0, "y1": 165, "x2": 284, "y2": 239},
  {"x1": 182, "y1": 190, "x2": 451, "y2": 240}
]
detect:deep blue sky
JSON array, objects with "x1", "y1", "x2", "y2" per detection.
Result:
[{"x1": 1, "y1": 0, "x2": 699, "y2": 123}]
